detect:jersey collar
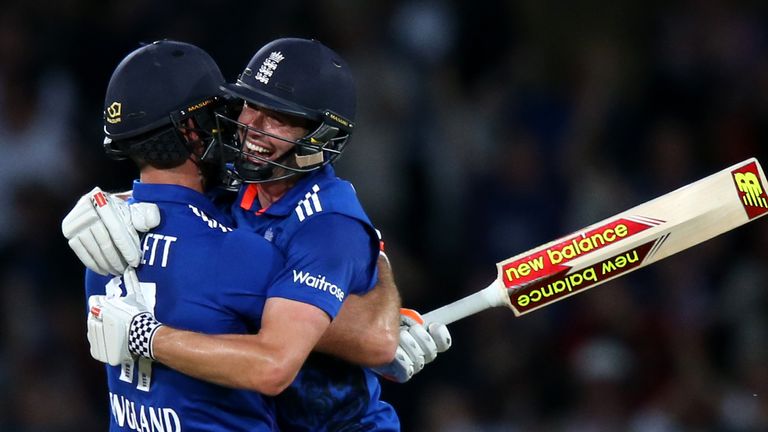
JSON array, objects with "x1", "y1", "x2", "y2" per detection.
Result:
[
  {"x1": 237, "y1": 165, "x2": 337, "y2": 216},
  {"x1": 132, "y1": 181, "x2": 226, "y2": 218}
]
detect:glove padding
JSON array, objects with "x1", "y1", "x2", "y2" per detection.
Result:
[
  {"x1": 62, "y1": 187, "x2": 160, "y2": 276},
  {"x1": 87, "y1": 269, "x2": 163, "y2": 366},
  {"x1": 373, "y1": 308, "x2": 452, "y2": 383}
]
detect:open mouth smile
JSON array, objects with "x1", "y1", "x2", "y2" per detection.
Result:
[{"x1": 244, "y1": 139, "x2": 275, "y2": 163}]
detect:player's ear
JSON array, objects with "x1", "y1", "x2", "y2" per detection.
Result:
[
  {"x1": 179, "y1": 118, "x2": 200, "y2": 143},
  {"x1": 177, "y1": 118, "x2": 207, "y2": 161}
]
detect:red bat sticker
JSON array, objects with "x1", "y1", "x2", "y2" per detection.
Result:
[
  {"x1": 509, "y1": 240, "x2": 657, "y2": 313},
  {"x1": 500, "y1": 217, "x2": 662, "y2": 288}
]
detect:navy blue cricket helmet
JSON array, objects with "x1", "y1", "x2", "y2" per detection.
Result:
[
  {"x1": 103, "y1": 40, "x2": 228, "y2": 167},
  {"x1": 217, "y1": 37, "x2": 356, "y2": 183}
]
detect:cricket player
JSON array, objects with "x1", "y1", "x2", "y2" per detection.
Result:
[
  {"x1": 80, "y1": 40, "x2": 286, "y2": 430},
  {"x1": 66, "y1": 38, "x2": 451, "y2": 431}
]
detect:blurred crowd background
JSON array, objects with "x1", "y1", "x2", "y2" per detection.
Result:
[{"x1": 1, "y1": 0, "x2": 767, "y2": 430}]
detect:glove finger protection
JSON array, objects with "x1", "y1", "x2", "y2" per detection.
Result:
[
  {"x1": 87, "y1": 315, "x2": 108, "y2": 362},
  {"x1": 61, "y1": 191, "x2": 96, "y2": 238},
  {"x1": 62, "y1": 187, "x2": 132, "y2": 275},
  {"x1": 86, "y1": 269, "x2": 164, "y2": 367},
  {"x1": 62, "y1": 187, "x2": 162, "y2": 276},
  {"x1": 398, "y1": 328, "x2": 425, "y2": 372},
  {"x1": 86, "y1": 273, "x2": 151, "y2": 367},
  {"x1": 400, "y1": 308, "x2": 442, "y2": 363},
  {"x1": 63, "y1": 191, "x2": 116, "y2": 275},
  {"x1": 406, "y1": 322, "x2": 438, "y2": 364},
  {"x1": 102, "y1": 296, "x2": 136, "y2": 366},
  {"x1": 89, "y1": 296, "x2": 156, "y2": 365},
  {"x1": 87, "y1": 295, "x2": 110, "y2": 363},
  {"x1": 130, "y1": 202, "x2": 161, "y2": 232},
  {"x1": 372, "y1": 346, "x2": 415, "y2": 383},
  {"x1": 87, "y1": 293, "x2": 136, "y2": 366},
  {"x1": 91, "y1": 218, "x2": 129, "y2": 274},
  {"x1": 92, "y1": 189, "x2": 142, "y2": 267},
  {"x1": 68, "y1": 235, "x2": 108, "y2": 276},
  {"x1": 428, "y1": 322, "x2": 452, "y2": 353},
  {"x1": 372, "y1": 307, "x2": 453, "y2": 383}
]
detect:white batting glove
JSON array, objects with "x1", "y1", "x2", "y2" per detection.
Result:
[
  {"x1": 62, "y1": 187, "x2": 161, "y2": 275},
  {"x1": 87, "y1": 270, "x2": 163, "y2": 366},
  {"x1": 373, "y1": 308, "x2": 452, "y2": 383}
]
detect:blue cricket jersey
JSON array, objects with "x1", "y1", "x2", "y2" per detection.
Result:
[
  {"x1": 85, "y1": 182, "x2": 285, "y2": 431},
  {"x1": 233, "y1": 165, "x2": 400, "y2": 431}
]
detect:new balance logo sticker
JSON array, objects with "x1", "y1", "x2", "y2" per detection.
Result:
[
  {"x1": 295, "y1": 184, "x2": 323, "y2": 222},
  {"x1": 293, "y1": 269, "x2": 345, "y2": 301},
  {"x1": 188, "y1": 205, "x2": 233, "y2": 232}
]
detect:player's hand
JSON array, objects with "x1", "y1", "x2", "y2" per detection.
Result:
[
  {"x1": 87, "y1": 269, "x2": 163, "y2": 365},
  {"x1": 62, "y1": 187, "x2": 160, "y2": 275},
  {"x1": 372, "y1": 308, "x2": 452, "y2": 383}
]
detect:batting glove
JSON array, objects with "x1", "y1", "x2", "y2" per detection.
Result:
[
  {"x1": 373, "y1": 308, "x2": 452, "y2": 383},
  {"x1": 87, "y1": 270, "x2": 163, "y2": 366},
  {"x1": 62, "y1": 187, "x2": 160, "y2": 275}
]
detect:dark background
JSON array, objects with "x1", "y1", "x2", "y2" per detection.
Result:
[{"x1": 1, "y1": 0, "x2": 768, "y2": 430}]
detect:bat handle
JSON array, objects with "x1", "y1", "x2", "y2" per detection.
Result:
[{"x1": 422, "y1": 280, "x2": 510, "y2": 326}]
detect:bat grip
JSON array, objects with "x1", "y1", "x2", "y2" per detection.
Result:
[{"x1": 422, "y1": 281, "x2": 510, "y2": 326}]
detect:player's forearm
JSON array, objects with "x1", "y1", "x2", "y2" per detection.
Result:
[
  {"x1": 315, "y1": 254, "x2": 400, "y2": 366},
  {"x1": 151, "y1": 327, "x2": 298, "y2": 396}
]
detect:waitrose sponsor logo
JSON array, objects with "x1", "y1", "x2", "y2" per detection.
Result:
[{"x1": 292, "y1": 270, "x2": 345, "y2": 301}]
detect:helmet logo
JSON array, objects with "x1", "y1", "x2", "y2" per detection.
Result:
[
  {"x1": 106, "y1": 102, "x2": 122, "y2": 124},
  {"x1": 255, "y1": 51, "x2": 285, "y2": 84}
]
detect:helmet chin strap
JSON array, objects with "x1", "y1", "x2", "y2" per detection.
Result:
[{"x1": 236, "y1": 148, "x2": 298, "y2": 183}]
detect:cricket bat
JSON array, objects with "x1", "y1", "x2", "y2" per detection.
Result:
[{"x1": 423, "y1": 157, "x2": 768, "y2": 326}]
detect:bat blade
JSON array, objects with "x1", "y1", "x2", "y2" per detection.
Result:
[{"x1": 423, "y1": 157, "x2": 768, "y2": 326}]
